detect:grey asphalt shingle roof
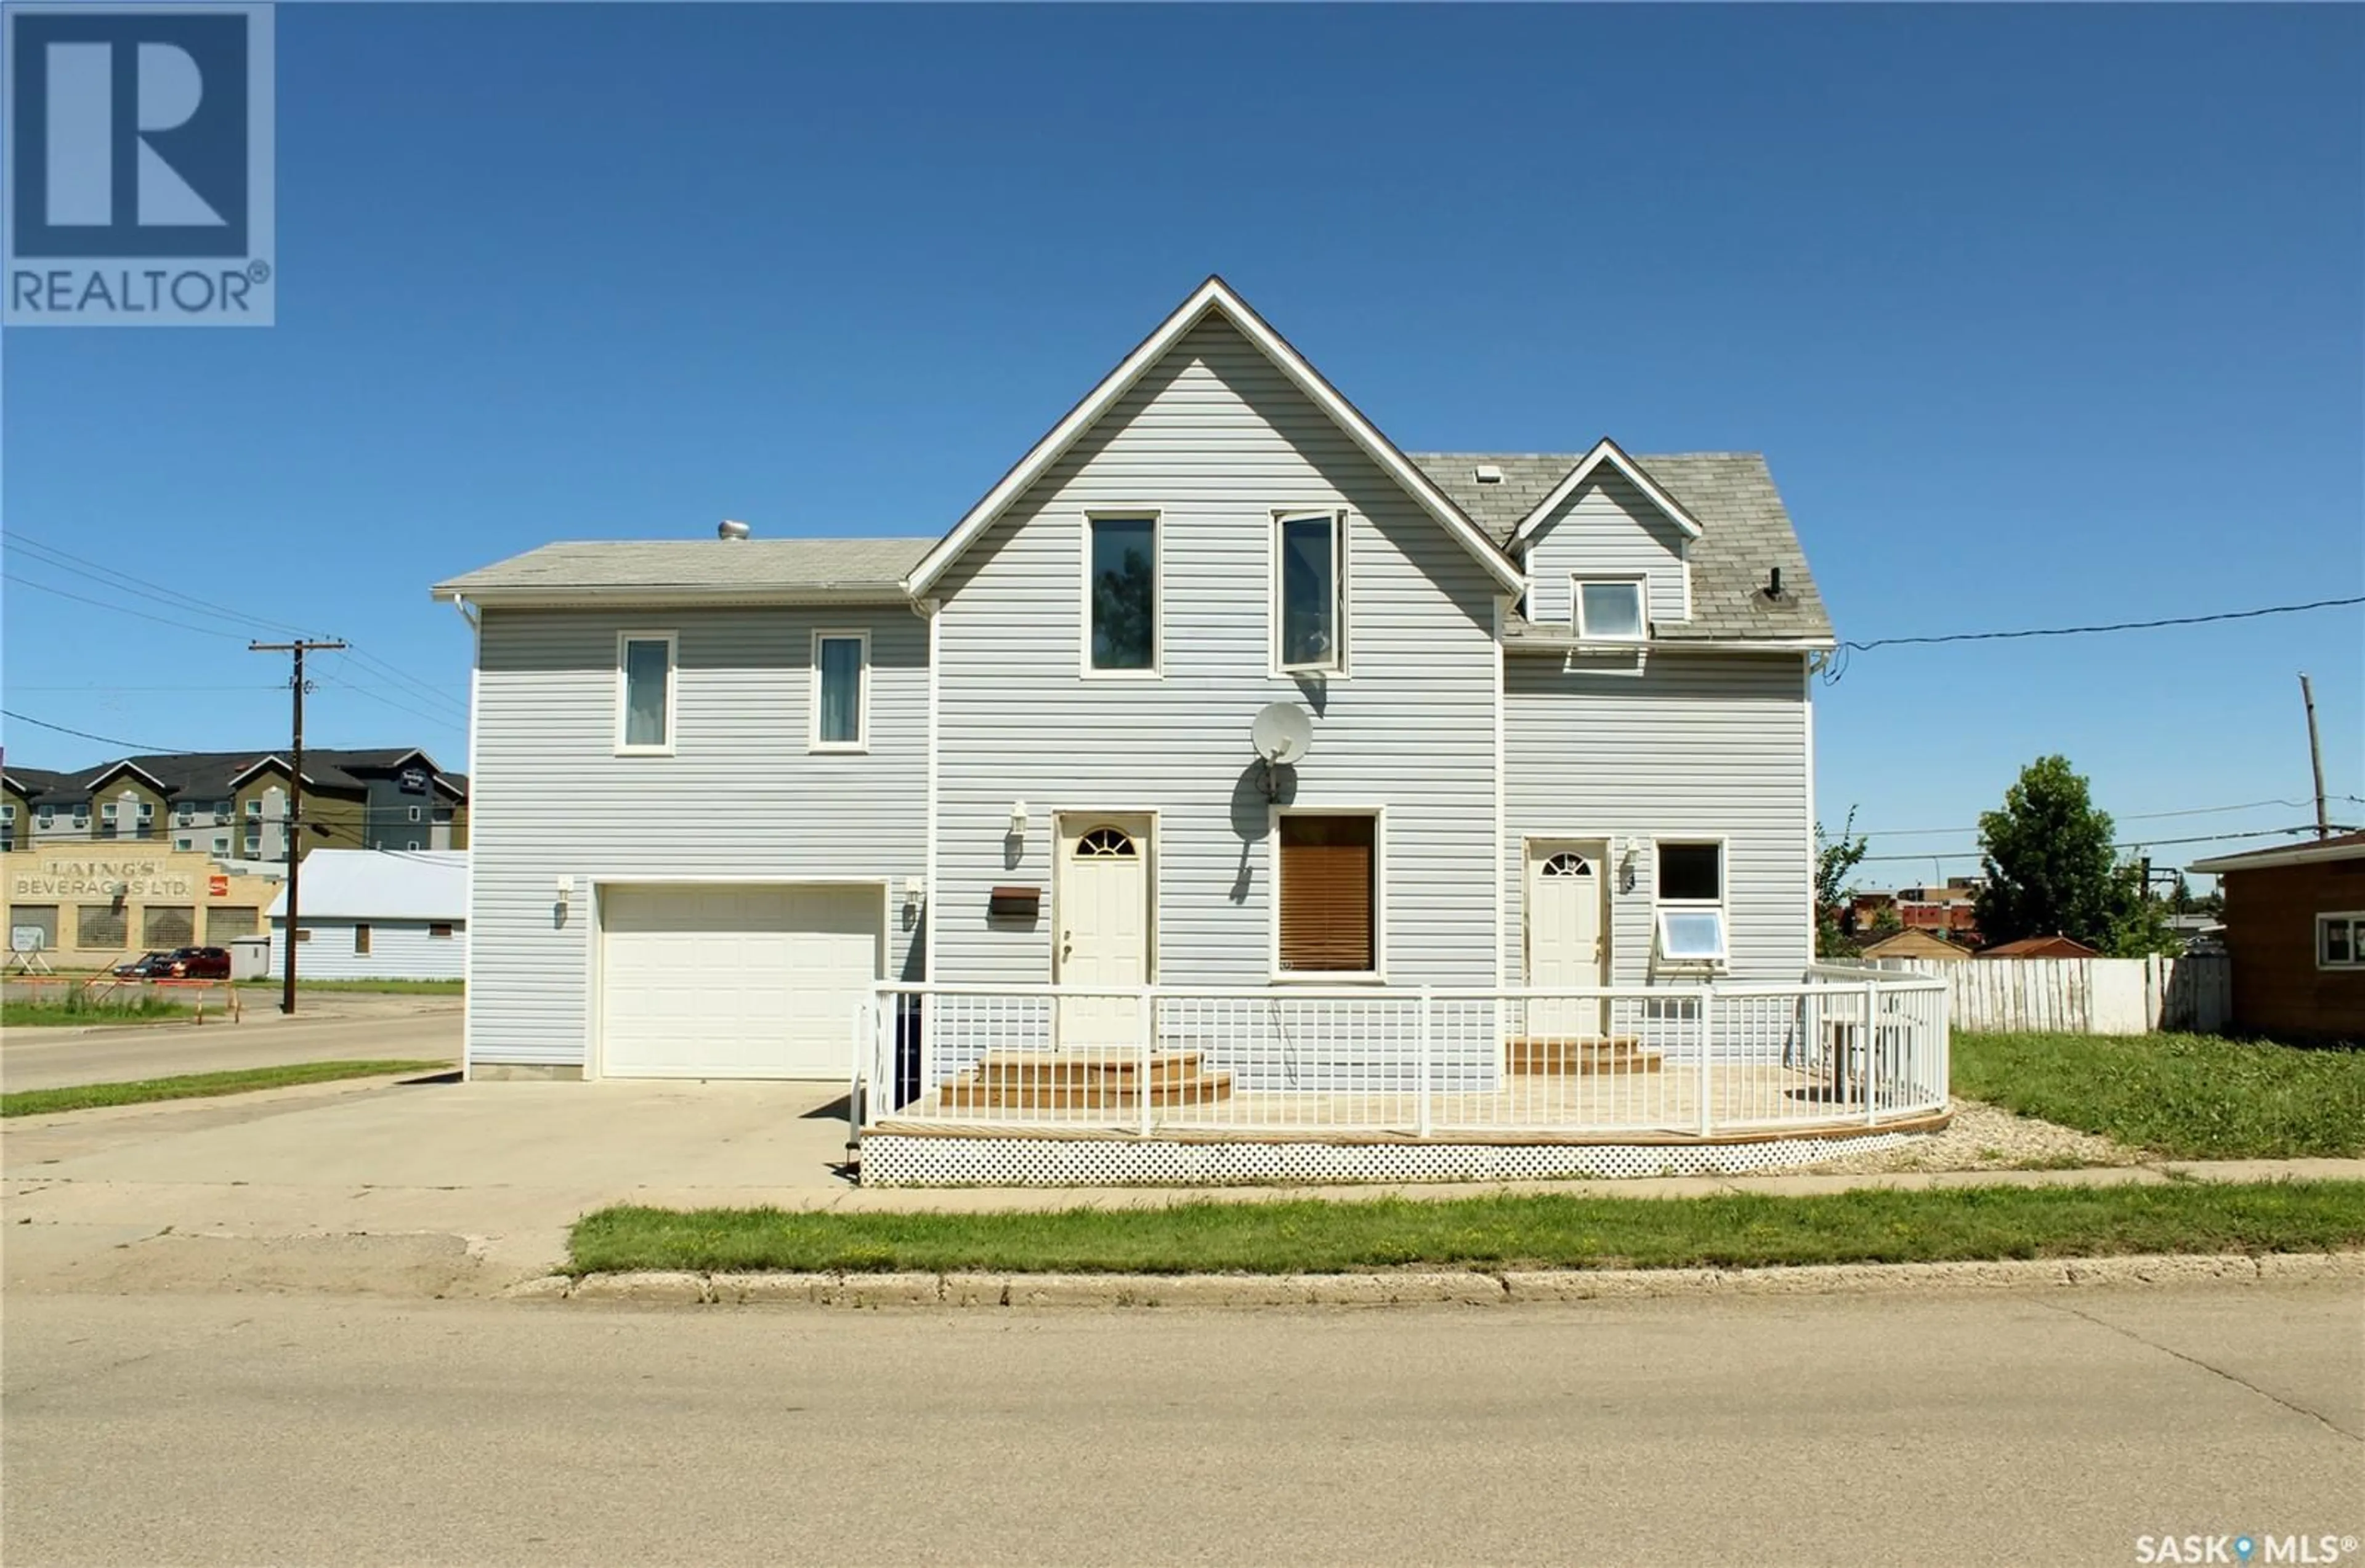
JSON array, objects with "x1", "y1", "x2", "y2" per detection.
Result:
[
  {"x1": 432, "y1": 538, "x2": 935, "y2": 600},
  {"x1": 1410, "y1": 452, "x2": 1832, "y2": 643},
  {"x1": 6, "y1": 750, "x2": 456, "y2": 807},
  {"x1": 432, "y1": 464, "x2": 1827, "y2": 642}
]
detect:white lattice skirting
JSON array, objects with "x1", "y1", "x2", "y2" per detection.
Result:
[{"x1": 859, "y1": 1130, "x2": 1919, "y2": 1187}]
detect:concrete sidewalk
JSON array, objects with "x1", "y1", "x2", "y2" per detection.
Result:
[{"x1": 4, "y1": 1075, "x2": 2359, "y2": 1300}]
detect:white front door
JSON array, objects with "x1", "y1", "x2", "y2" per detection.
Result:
[
  {"x1": 1056, "y1": 815, "x2": 1151, "y2": 1049},
  {"x1": 1526, "y1": 842, "x2": 1608, "y2": 1038}
]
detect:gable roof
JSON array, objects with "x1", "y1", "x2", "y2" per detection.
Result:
[
  {"x1": 1506, "y1": 437, "x2": 1704, "y2": 543},
  {"x1": 265, "y1": 849, "x2": 467, "y2": 923},
  {"x1": 433, "y1": 537, "x2": 932, "y2": 605},
  {"x1": 7, "y1": 749, "x2": 458, "y2": 806},
  {"x1": 1413, "y1": 451, "x2": 1833, "y2": 644},
  {"x1": 1979, "y1": 934, "x2": 2100, "y2": 959},
  {"x1": 2191, "y1": 831, "x2": 2365, "y2": 875},
  {"x1": 902, "y1": 276, "x2": 1525, "y2": 599}
]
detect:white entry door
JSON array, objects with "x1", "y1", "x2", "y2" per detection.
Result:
[
  {"x1": 1056, "y1": 815, "x2": 1151, "y2": 1048},
  {"x1": 1526, "y1": 843, "x2": 1608, "y2": 1038}
]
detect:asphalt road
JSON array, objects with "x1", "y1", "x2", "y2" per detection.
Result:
[
  {"x1": 0, "y1": 1001, "x2": 461, "y2": 1090},
  {"x1": 4, "y1": 1283, "x2": 2358, "y2": 1567}
]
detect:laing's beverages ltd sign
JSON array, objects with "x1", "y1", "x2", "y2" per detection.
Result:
[{"x1": 10, "y1": 856, "x2": 195, "y2": 900}]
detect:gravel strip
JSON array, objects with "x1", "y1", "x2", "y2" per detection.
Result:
[{"x1": 1800, "y1": 1096, "x2": 2143, "y2": 1174}]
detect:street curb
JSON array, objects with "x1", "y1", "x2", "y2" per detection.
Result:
[{"x1": 509, "y1": 1250, "x2": 2365, "y2": 1308}]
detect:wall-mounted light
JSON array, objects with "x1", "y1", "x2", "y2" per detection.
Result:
[
  {"x1": 1616, "y1": 841, "x2": 1639, "y2": 895},
  {"x1": 1008, "y1": 800, "x2": 1028, "y2": 839},
  {"x1": 554, "y1": 875, "x2": 573, "y2": 908},
  {"x1": 903, "y1": 876, "x2": 926, "y2": 919}
]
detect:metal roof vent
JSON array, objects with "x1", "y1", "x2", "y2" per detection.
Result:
[
  {"x1": 1474, "y1": 464, "x2": 1504, "y2": 484},
  {"x1": 717, "y1": 519, "x2": 751, "y2": 541}
]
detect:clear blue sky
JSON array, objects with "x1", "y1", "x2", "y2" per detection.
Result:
[{"x1": 5, "y1": 3, "x2": 2359, "y2": 886}]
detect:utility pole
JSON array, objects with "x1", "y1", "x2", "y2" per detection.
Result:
[
  {"x1": 251, "y1": 639, "x2": 346, "y2": 1013},
  {"x1": 2300, "y1": 673, "x2": 2330, "y2": 840}
]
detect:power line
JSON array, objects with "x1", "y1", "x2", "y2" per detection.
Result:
[
  {"x1": 6, "y1": 574, "x2": 259, "y2": 640},
  {"x1": 314, "y1": 672, "x2": 466, "y2": 733},
  {"x1": 6, "y1": 537, "x2": 466, "y2": 725},
  {"x1": 1857, "y1": 823, "x2": 2359, "y2": 864},
  {"x1": 335, "y1": 646, "x2": 467, "y2": 717},
  {"x1": 4, "y1": 535, "x2": 325, "y2": 639},
  {"x1": 1, "y1": 709, "x2": 183, "y2": 754},
  {"x1": 1854, "y1": 796, "x2": 2365, "y2": 839},
  {"x1": 1843, "y1": 594, "x2": 2365, "y2": 652}
]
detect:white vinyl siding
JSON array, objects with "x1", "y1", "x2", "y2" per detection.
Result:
[
  {"x1": 1522, "y1": 468, "x2": 1689, "y2": 628},
  {"x1": 1504, "y1": 652, "x2": 1810, "y2": 985},
  {"x1": 465, "y1": 605, "x2": 926, "y2": 1071},
  {"x1": 269, "y1": 918, "x2": 464, "y2": 981},
  {"x1": 934, "y1": 315, "x2": 1500, "y2": 990}
]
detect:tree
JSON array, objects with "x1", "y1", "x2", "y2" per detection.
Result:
[
  {"x1": 1973, "y1": 755, "x2": 2122, "y2": 949},
  {"x1": 1814, "y1": 809, "x2": 1869, "y2": 958},
  {"x1": 1973, "y1": 755, "x2": 2180, "y2": 956}
]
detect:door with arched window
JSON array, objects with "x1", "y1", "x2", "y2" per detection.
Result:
[
  {"x1": 1056, "y1": 813, "x2": 1152, "y2": 1047},
  {"x1": 1526, "y1": 841, "x2": 1609, "y2": 1038}
]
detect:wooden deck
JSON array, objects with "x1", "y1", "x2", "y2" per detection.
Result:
[{"x1": 872, "y1": 1061, "x2": 1949, "y2": 1146}]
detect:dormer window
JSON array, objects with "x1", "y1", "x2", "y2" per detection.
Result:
[{"x1": 1574, "y1": 576, "x2": 1646, "y2": 641}]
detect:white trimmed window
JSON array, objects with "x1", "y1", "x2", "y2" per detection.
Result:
[
  {"x1": 1, "y1": 803, "x2": 13, "y2": 851},
  {"x1": 811, "y1": 630, "x2": 870, "y2": 750},
  {"x1": 2318, "y1": 913, "x2": 2365, "y2": 971},
  {"x1": 36, "y1": 805, "x2": 54, "y2": 828},
  {"x1": 617, "y1": 632, "x2": 677, "y2": 754},
  {"x1": 1575, "y1": 576, "x2": 1647, "y2": 641},
  {"x1": 1275, "y1": 811, "x2": 1381, "y2": 976},
  {"x1": 1653, "y1": 839, "x2": 1728, "y2": 964},
  {"x1": 1275, "y1": 510, "x2": 1346, "y2": 673},
  {"x1": 1085, "y1": 515, "x2": 1158, "y2": 674}
]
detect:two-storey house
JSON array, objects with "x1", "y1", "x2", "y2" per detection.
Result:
[{"x1": 435, "y1": 278, "x2": 1835, "y2": 1083}]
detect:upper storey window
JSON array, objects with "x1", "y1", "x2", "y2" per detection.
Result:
[
  {"x1": 1574, "y1": 576, "x2": 1646, "y2": 641},
  {"x1": 1086, "y1": 515, "x2": 1158, "y2": 675},
  {"x1": 1275, "y1": 510, "x2": 1345, "y2": 673},
  {"x1": 618, "y1": 632, "x2": 676, "y2": 754}
]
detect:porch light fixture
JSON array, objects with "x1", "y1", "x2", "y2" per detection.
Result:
[
  {"x1": 554, "y1": 875, "x2": 572, "y2": 907},
  {"x1": 1008, "y1": 800, "x2": 1028, "y2": 839}
]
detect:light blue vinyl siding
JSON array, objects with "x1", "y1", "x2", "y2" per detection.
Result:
[
  {"x1": 1503, "y1": 650, "x2": 1813, "y2": 986},
  {"x1": 1522, "y1": 469, "x2": 1691, "y2": 629},
  {"x1": 466, "y1": 605, "x2": 927, "y2": 1070},
  {"x1": 932, "y1": 315, "x2": 1505, "y2": 989}
]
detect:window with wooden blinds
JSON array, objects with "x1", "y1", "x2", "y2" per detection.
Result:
[{"x1": 1278, "y1": 814, "x2": 1377, "y2": 972}]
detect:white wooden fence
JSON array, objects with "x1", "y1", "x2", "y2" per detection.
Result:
[{"x1": 1866, "y1": 954, "x2": 2231, "y2": 1035}]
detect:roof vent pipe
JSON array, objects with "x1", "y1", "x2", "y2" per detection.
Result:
[
  {"x1": 1763, "y1": 565, "x2": 1783, "y2": 599},
  {"x1": 718, "y1": 519, "x2": 751, "y2": 541}
]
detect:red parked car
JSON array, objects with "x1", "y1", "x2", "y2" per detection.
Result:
[{"x1": 116, "y1": 947, "x2": 233, "y2": 980}]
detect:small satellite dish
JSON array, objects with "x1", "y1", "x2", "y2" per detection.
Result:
[{"x1": 1250, "y1": 702, "x2": 1312, "y2": 767}]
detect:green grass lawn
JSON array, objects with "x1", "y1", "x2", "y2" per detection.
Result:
[
  {"x1": 1954, "y1": 1031, "x2": 2365, "y2": 1160},
  {"x1": 233, "y1": 977, "x2": 464, "y2": 995},
  {"x1": 568, "y1": 1181, "x2": 2365, "y2": 1276},
  {"x1": 1, "y1": 1060, "x2": 453, "y2": 1118},
  {"x1": 1, "y1": 993, "x2": 190, "y2": 1028}
]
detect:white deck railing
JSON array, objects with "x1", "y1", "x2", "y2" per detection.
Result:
[{"x1": 855, "y1": 969, "x2": 1948, "y2": 1141}]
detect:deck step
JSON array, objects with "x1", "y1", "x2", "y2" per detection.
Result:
[
  {"x1": 972, "y1": 1051, "x2": 1206, "y2": 1088},
  {"x1": 1506, "y1": 1037, "x2": 1664, "y2": 1075},
  {"x1": 936, "y1": 1069, "x2": 1235, "y2": 1110}
]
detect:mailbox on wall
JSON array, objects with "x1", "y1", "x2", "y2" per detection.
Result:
[{"x1": 987, "y1": 886, "x2": 1041, "y2": 920}]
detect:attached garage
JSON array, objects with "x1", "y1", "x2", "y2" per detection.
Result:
[{"x1": 597, "y1": 883, "x2": 885, "y2": 1080}]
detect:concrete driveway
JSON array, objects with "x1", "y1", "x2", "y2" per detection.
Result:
[
  {"x1": 1, "y1": 995, "x2": 463, "y2": 1091},
  {"x1": 3, "y1": 1077, "x2": 857, "y2": 1296}
]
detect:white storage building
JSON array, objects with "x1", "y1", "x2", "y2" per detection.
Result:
[{"x1": 267, "y1": 850, "x2": 466, "y2": 981}]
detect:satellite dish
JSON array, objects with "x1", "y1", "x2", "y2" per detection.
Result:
[{"x1": 1250, "y1": 702, "x2": 1312, "y2": 767}]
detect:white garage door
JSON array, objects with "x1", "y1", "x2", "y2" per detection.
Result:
[{"x1": 599, "y1": 884, "x2": 882, "y2": 1080}]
